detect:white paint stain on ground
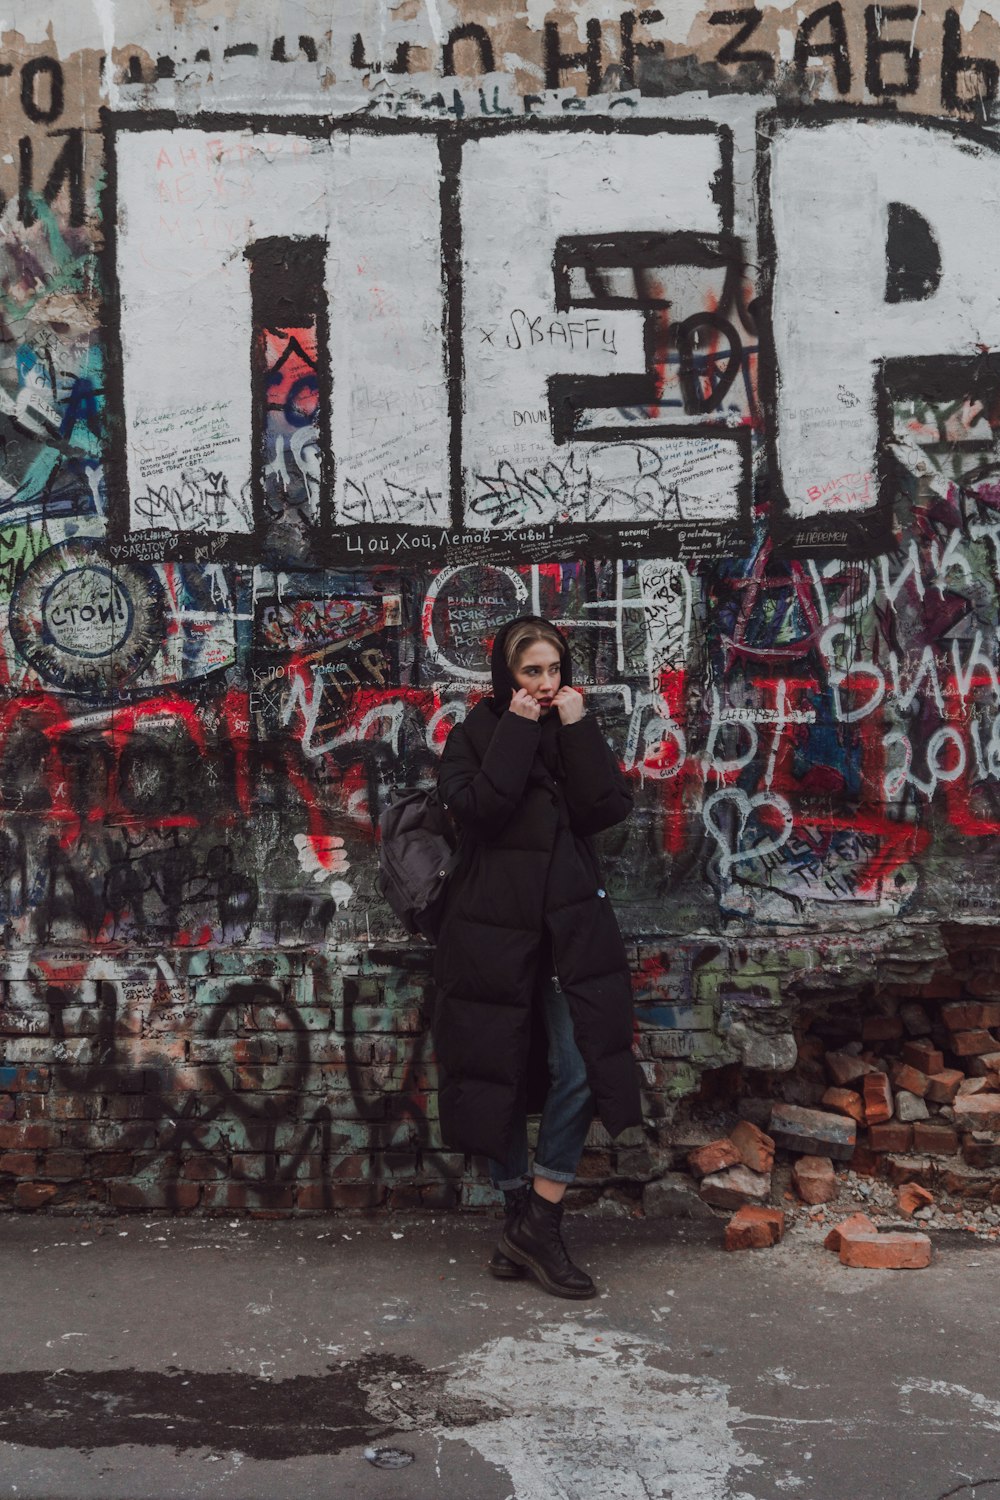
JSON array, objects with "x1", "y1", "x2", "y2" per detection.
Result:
[
  {"x1": 899, "y1": 1376, "x2": 1000, "y2": 1429},
  {"x1": 438, "y1": 1323, "x2": 761, "y2": 1500}
]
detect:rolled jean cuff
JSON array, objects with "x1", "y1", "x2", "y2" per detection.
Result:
[
  {"x1": 532, "y1": 1161, "x2": 577, "y2": 1185},
  {"x1": 494, "y1": 1174, "x2": 529, "y2": 1192}
]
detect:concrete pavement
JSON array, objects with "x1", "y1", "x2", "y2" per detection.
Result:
[{"x1": 1, "y1": 1208, "x2": 999, "y2": 1499}]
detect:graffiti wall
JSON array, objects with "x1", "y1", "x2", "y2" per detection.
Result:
[{"x1": 2, "y1": 0, "x2": 1000, "y2": 1210}]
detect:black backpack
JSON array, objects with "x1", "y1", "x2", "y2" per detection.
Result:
[{"x1": 376, "y1": 787, "x2": 461, "y2": 941}]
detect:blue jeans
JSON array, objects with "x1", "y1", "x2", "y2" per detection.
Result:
[{"x1": 489, "y1": 976, "x2": 595, "y2": 1191}]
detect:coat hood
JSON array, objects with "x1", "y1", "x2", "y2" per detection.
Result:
[{"x1": 489, "y1": 616, "x2": 573, "y2": 713}]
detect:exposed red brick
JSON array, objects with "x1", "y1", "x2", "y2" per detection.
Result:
[
  {"x1": 792, "y1": 1155, "x2": 838, "y2": 1205},
  {"x1": 295, "y1": 1182, "x2": 334, "y2": 1211},
  {"x1": 911, "y1": 1121, "x2": 959, "y2": 1156},
  {"x1": 419, "y1": 1182, "x2": 461, "y2": 1210},
  {"x1": 329, "y1": 1152, "x2": 374, "y2": 1181},
  {"x1": 329, "y1": 1184, "x2": 388, "y2": 1210},
  {"x1": 849, "y1": 1143, "x2": 882, "y2": 1177},
  {"x1": 385, "y1": 1184, "x2": 425, "y2": 1211},
  {"x1": 902, "y1": 1041, "x2": 945, "y2": 1076},
  {"x1": 839, "y1": 1232, "x2": 931, "y2": 1269},
  {"x1": 958, "y1": 1077, "x2": 992, "y2": 1096},
  {"x1": 797, "y1": 1036, "x2": 826, "y2": 1066},
  {"x1": 925, "y1": 1069, "x2": 963, "y2": 1104},
  {"x1": 941, "y1": 1165, "x2": 997, "y2": 1198},
  {"x1": 965, "y1": 976, "x2": 1000, "y2": 999},
  {"x1": 823, "y1": 1212, "x2": 877, "y2": 1251},
  {"x1": 896, "y1": 1182, "x2": 933, "y2": 1216},
  {"x1": 0, "y1": 1095, "x2": 14, "y2": 1122},
  {"x1": 44, "y1": 1152, "x2": 86, "y2": 1179},
  {"x1": 201, "y1": 1183, "x2": 250, "y2": 1212},
  {"x1": 980, "y1": 1003, "x2": 1000, "y2": 1028},
  {"x1": 886, "y1": 1155, "x2": 935, "y2": 1187},
  {"x1": 13, "y1": 1181, "x2": 58, "y2": 1210},
  {"x1": 86, "y1": 1152, "x2": 133, "y2": 1179},
  {"x1": 962, "y1": 1132, "x2": 1000, "y2": 1169},
  {"x1": 0, "y1": 1123, "x2": 58, "y2": 1149},
  {"x1": 862, "y1": 1016, "x2": 904, "y2": 1042},
  {"x1": 941, "y1": 1003, "x2": 985, "y2": 1032},
  {"x1": 0, "y1": 1151, "x2": 37, "y2": 1176},
  {"x1": 109, "y1": 1182, "x2": 200, "y2": 1211},
  {"x1": 768, "y1": 1103, "x2": 856, "y2": 1159},
  {"x1": 8, "y1": 1068, "x2": 49, "y2": 1092},
  {"x1": 728, "y1": 1120, "x2": 775, "y2": 1175},
  {"x1": 179, "y1": 1157, "x2": 228, "y2": 1180},
  {"x1": 891, "y1": 1063, "x2": 929, "y2": 1097},
  {"x1": 951, "y1": 1030, "x2": 999, "y2": 1057},
  {"x1": 954, "y1": 1094, "x2": 1000, "y2": 1131},
  {"x1": 16, "y1": 1096, "x2": 48, "y2": 1121},
  {"x1": 863, "y1": 1072, "x2": 893, "y2": 1125},
  {"x1": 825, "y1": 1052, "x2": 873, "y2": 1087},
  {"x1": 869, "y1": 1121, "x2": 914, "y2": 1152},
  {"x1": 699, "y1": 1165, "x2": 770, "y2": 1210},
  {"x1": 244, "y1": 1186, "x2": 296, "y2": 1211},
  {"x1": 724, "y1": 1205, "x2": 786, "y2": 1251},
  {"x1": 687, "y1": 1139, "x2": 741, "y2": 1179},
  {"x1": 912, "y1": 976, "x2": 963, "y2": 1000},
  {"x1": 53, "y1": 1182, "x2": 106, "y2": 1208},
  {"x1": 821, "y1": 1087, "x2": 866, "y2": 1124}
]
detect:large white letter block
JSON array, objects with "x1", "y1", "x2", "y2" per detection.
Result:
[
  {"x1": 767, "y1": 115, "x2": 1000, "y2": 531},
  {"x1": 114, "y1": 127, "x2": 449, "y2": 535},
  {"x1": 460, "y1": 127, "x2": 747, "y2": 534}
]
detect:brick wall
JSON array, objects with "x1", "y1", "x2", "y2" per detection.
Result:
[
  {"x1": 0, "y1": 943, "x2": 702, "y2": 1213},
  {"x1": 2, "y1": 929, "x2": 980, "y2": 1214}
]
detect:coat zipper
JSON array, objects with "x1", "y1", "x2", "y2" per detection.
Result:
[{"x1": 547, "y1": 919, "x2": 563, "y2": 993}]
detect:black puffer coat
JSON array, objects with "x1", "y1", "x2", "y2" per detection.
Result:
[{"x1": 432, "y1": 617, "x2": 642, "y2": 1164}]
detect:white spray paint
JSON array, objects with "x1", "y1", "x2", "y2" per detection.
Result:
[
  {"x1": 461, "y1": 128, "x2": 745, "y2": 528},
  {"x1": 115, "y1": 126, "x2": 449, "y2": 534},
  {"x1": 437, "y1": 1323, "x2": 760, "y2": 1500},
  {"x1": 770, "y1": 117, "x2": 1000, "y2": 520},
  {"x1": 898, "y1": 1375, "x2": 1000, "y2": 1429},
  {"x1": 702, "y1": 786, "x2": 794, "y2": 879}
]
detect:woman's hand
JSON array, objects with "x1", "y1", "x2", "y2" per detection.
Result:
[
  {"x1": 509, "y1": 688, "x2": 542, "y2": 721},
  {"x1": 553, "y1": 687, "x2": 585, "y2": 724}
]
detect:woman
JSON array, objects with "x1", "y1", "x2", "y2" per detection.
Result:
[{"x1": 432, "y1": 616, "x2": 641, "y2": 1299}]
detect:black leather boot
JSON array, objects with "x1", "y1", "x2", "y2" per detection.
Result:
[
  {"x1": 488, "y1": 1185, "x2": 529, "y2": 1279},
  {"x1": 501, "y1": 1186, "x2": 597, "y2": 1299}
]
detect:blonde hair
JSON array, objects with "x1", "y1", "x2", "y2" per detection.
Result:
[{"x1": 504, "y1": 619, "x2": 566, "y2": 672}]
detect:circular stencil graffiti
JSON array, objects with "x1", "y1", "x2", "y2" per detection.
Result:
[
  {"x1": 9, "y1": 539, "x2": 165, "y2": 696},
  {"x1": 425, "y1": 563, "x2": 529, "y2": 676}
]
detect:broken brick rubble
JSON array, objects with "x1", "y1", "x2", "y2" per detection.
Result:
[
  {"x1": 823, "y1": 1212, "x2": 877, "y2": 1251},
  {"x1": 792, "y1": 1154, "x2": 838, "y2": 1205},
  {"x1": 838, "y1": 1231, "x2": 931, "y2": 1270},
  {"x1": 724, "y1": 1205, "x2": 785, "y2": 1251},
  {"x1": 699, "y1": 1165, "x2": 771, "y2": 1211},
  {"x1": 896, "y1": 1182, "x2": 933, "y2": 1216},
  {"x1": 687, "y1": 1139, "x2": 741, "y2": 1179},
  {"x1": 728, "y1": 1120, "x2": 775, "y2": 1175},
  {"x1": 768, "y1": 1103, "x2": 856, "y2": 1161},
  {"x1": 863, "y1": 1072, "x2": 893, "y2": 1125}
]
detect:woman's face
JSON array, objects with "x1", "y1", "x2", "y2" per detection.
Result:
[{"x1": 512, "y1": 641, "x2": 562, "y2": 712}]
